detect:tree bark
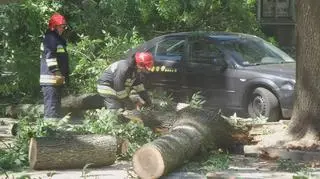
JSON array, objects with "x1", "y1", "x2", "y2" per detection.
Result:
[
  {"x1": 253, "y1": 0, "x2": 320, "y2": 157},
  {"x1": 288, "y1": 0, "x2": 320, "y2": 140},
  {"x1": 5, "y1": 93, "x2": 104, "y2": 118},
  {"x1": 28, "y1": 134, "x2": 121, "y2": 170},
  {"x1": 132, "y1": 108, "x2": 233, "y2": 179}
]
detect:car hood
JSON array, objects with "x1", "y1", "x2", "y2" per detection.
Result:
[{"x1": 244, "y1": 63, "x2": 296, "y2": 79}]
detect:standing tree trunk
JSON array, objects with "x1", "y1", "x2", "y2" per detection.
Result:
[
  {"x1": 287, "y1": 0, "x2": 320, "y2": 142},
  {"x1": 257, "y1": 0, "x2": 320, "y2": 151}
]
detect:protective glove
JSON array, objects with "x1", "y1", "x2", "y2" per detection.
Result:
[{"x1": 54, "y1": 71, "x2": 65, "y2": 85}]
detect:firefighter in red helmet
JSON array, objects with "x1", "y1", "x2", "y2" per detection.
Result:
[
  {"x1": 97, "y1": 52, "x2": 154, "y2": 110},
  {"x1": 40, "y1": 12, "x2": 69, "y2": 121}
]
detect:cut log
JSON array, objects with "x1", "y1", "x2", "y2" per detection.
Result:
[
  {"x1": 133, "y1": 107, "x2": 233, "y2": 179},
  {"x1": 5, "y1": 93, "x2": 104, "y2": 118},
  {"x1": 28, "y1": 134, "x2": 124, "y2": 170}
]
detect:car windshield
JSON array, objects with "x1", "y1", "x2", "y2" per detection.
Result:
[{"x1": 218, "y1": 36, "x2": 295, "y2": 66}]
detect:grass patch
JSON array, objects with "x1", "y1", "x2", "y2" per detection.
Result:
[{"x1": 181, "y1": 150, "x2": 230, "y2": 174}]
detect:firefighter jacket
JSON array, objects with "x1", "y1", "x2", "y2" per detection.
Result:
[
  {"x1": 40, "y1": 30, "x2": 69, "y2": 86},
  {"x1": 97, "y1": 58, "x2": 151, "y2": 105}
]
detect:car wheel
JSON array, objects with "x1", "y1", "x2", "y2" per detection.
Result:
[{"x1": 247, "y1": 87, "x2": 281, "y2": 122}]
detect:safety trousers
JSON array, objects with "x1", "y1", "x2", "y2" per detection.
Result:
[{"x1": 42, "y1": 86, "x2": 62, "y2": 120}]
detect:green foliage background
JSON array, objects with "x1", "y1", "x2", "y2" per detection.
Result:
[{"x1": 0, "y1": 0, "x2": 264, "y2": 101}]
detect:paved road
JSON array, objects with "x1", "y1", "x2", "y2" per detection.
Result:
[{"x1": 2, "y1": 158, "x2": 320, "y2": 179}]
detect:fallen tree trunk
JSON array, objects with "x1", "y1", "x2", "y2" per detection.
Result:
[
  {"x1": 28, "y1": 134, "x2": 127, "y2": 170},
  {"x1": 5, "y1": 93, "x2": 104, "y2": 118},
  {"x1": 5, "y1": 94, "x2": 148, "y2": 118},
  {"x1": 133, "y1": 107, "x2": 233, "y2": 179}
]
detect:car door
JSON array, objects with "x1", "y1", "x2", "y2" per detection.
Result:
[
  {"x1": 144, "y1": 36, "x2": 186, "y2": 92},
  {"x1": 182, "y1": 37, "x2": 229, "y2": 107}
]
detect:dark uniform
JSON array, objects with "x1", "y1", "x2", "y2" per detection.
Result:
[
  {"x1": 40, "y1": 30, "x2": 69, "y2": 120},
  {"x1": 97, "y1": 58, "x2": 151, "y2": 110}
]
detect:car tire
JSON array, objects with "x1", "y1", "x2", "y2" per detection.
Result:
[{"x1": 247, "y1": 87, "x2": 281, "y2": 122}]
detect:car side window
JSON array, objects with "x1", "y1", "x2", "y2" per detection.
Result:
[
  {"x1": 189, "y1": 39, "x2": 225, "y2": 66},
  {"x1": 148, "y1": 37, "x2": 185, "y2": 61},
  {"x1": 221, "y1": 40, "x2": 264, "y2": 65}
]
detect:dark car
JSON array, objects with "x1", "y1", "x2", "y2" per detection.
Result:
[{"x1": 127, "y1": 31, "x2": 296, "y2": 121}]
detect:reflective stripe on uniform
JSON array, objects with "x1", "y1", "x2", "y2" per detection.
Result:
[
  {"x1": 57, "y1": 45, "x2": 65, "y2": 53},
  {"x1": 97, "y1": 85, "x2": 117, "y2": 96},
  {"x1": 40, "y1": 75, "x2": 64, "y2": 85},
  {"x1": 46, "y1": 58, "x2": 58, "y2": 67},
  {"x1": 133, "y1": 84, "x2": 145, "y2": 92},
  {"x1": 97, "y1": 85, "x2": 128, "y2": 99}
]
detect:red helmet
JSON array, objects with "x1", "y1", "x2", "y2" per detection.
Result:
[
  {"x1": 48, "y1": 13, "x2": 66, "y2": 30},
  {"x1": 135, "y1": 52, "x2": 154, "y2": 70}
]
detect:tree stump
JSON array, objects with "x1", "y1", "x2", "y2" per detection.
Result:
[
  {"x1": 28, "y1": 134, "x2": 120, "y2": 170},
  {"x1": 132, "y1": 107, "x2": 233, "y2": 179}
]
